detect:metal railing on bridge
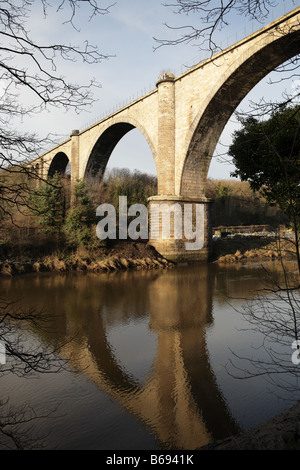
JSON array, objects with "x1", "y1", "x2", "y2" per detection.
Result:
[
  {"x1": 79, "y1": 0, "x2": 300, "y2": 132},
  {"x1": 44, "y1": 0, "x2": 300, "y2": 150}
]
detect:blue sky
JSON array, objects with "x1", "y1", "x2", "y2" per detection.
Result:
[{"x1": 26, "y1": 0, "x2": 300, "y2": 179}]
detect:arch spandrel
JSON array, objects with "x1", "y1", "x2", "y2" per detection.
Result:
[{"x1": 179, "y1": 24, "x2": 300, "y2": 198}]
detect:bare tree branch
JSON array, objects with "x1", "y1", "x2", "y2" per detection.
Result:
[
  {"x1": 155, "y1": 0, "x2": 280, "y2": 53},
  {"x1": 0, "y1": 0, "x2": 114, "y2": 222}
]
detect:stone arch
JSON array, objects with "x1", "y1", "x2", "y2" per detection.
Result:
[
  {"x1": 180, "y1": 28, "x2": 300, "y2": 198},
  {"x1": 83, "y1": 117, "x2": 157, "y2": 180},
  {"x1": 48, "y1": 152, "x2": 70, "y2": 178}
]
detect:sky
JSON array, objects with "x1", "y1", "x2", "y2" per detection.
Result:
[{"x1": 22, "y1": 0, "x2": 300, "y2": 180}]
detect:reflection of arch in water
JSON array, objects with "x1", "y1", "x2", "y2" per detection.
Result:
[
  {"x1": 67, "y1": 266, "x2": 239, "y2": 449},
  {"x1": 1, "y1": 265, "x2": 248, "y2": 448},
  {"x1": 148, "y1": 266, "x2": 239, "y2": 443},
  {"x1": 1, "y1": 267, "x2": 241, "y2": 449}
]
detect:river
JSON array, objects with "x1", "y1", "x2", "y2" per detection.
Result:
[{"x1": 0, "y1": 261, "x2": 299, "y2": 450}]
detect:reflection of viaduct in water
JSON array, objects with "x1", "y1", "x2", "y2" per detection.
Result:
[
  {"x1": 1, "y1": 264, "x2": 281, "y2": 448},
  {"x1": 60, "y1": 267, "x2": 239, "y2": 449}
]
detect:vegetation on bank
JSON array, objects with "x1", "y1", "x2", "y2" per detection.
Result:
[
  {"x1": 0, "y1": 167, "x2": 290, "y2": 240},
  {"x1": 205, "y1": 178, "x2": 289, "y2": 227},
  {"x1": 0, "y1": 233, "x2": 297, "y2": 277},
  {"x1": 0, "y1": 242, "x2": 174, "y2": 278},
  {"x1": 212, "y1": 235, "x2": 297, "y2": 264},
  {"x1": 0, "y1": 165, "x2": 297, "y2": 277},
  {"x1": 228, "y1": 104, "x2": 300, "y2": 272}
]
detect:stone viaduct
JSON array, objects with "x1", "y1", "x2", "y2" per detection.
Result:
[{"x1": 29, "y1": 6, "x2": 300, "y2": 262}]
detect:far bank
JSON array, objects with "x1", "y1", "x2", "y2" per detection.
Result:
[{"x1": 0, "y1": 233, "x2": 297, "y2": 278}]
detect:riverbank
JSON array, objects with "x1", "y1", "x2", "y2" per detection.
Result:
[
  {"x1": 0, "y1": 240, "x2": 175, "y2": 277},
  {"x1": 0, "y1": 235, "x2": 297, "y2": 277},
  {"x1": 212, "y1": 235, "x2": 297, "y2": 264},
  {"x1": 200, "y1": 401, "x2": 300, "y2": 450}
]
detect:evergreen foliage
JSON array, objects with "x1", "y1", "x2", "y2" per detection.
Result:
[
  {"x1": 229, "y1": 105, "x2": 300, "y2": 224},
  {"x1": 28, "y1": 173, "x2": 66, "y2": 234},
  {"x1": 64, "y1": 180, "x2": 96, "y2": 247}
]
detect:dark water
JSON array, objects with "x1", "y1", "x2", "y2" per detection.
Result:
[{"x1": 0, "y1": 262, "x2": 299, "y2": 450}]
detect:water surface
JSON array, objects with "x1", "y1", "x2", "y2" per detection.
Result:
[{"x1": 0, "y1": 262, "x2": 299, "y2": 450}]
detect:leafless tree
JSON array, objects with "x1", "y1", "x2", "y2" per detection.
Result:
[
  {"x1": 156, "y1": 1, "x2": 285, "y2": 52},
  {"x1": 0, "y1": 295, "x2": 72, "y2": 449},
  {"x1": 0, "y1": 0, "x2": 114, "y2": 222},
  {"x1": 157, "y1": 1, "x2": 300, "y2": 104}
]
